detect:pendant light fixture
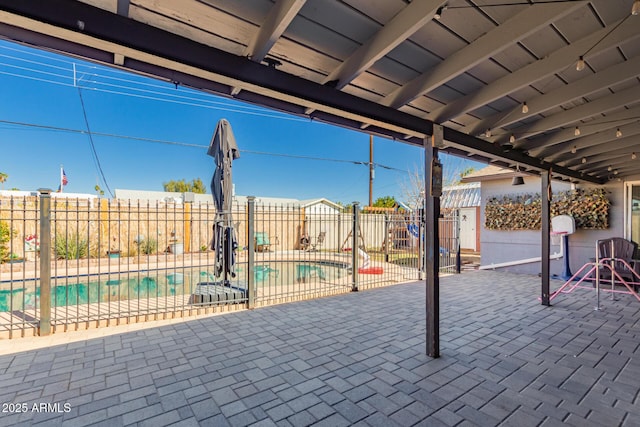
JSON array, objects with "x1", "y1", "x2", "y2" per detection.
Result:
[{"x1": 511, "y1": 164, "x2": 524, "y2": 186}]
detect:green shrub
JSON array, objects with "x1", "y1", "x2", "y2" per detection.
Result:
[
  {"x1": 0, "y1": 220, "x2": 13, "y2": 263},
  {"x1": 54, "y1": 231, "x2": 89, "y2": 260},
  {"x1": 138, "y1": 238, "x2": 158, "y2": 255}
]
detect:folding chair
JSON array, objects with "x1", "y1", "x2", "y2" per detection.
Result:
[
  {"x1": 255, "y1": 232, "x2": 273, "y2": 252},
  {"x1": 309, "y1": 232, "x2": 326, "y2": 251}
]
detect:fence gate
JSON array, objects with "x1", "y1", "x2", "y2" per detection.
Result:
[{"x1": 438, "y1": 209, "x2": 460, "y2": 274}]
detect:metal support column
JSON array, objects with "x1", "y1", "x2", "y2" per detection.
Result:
[
  {"x1": 38, "y1": 188, "x2": 52, "y2": 336},
  {"x1": 425, "y1": 127, "x2": 442, "y2": 358},
  {"x1": 541, "y1": 170, "x2": 551, "y2": 306},
  {"x1": 247, "y1": 196, "x2": 256, "y2": 309}
]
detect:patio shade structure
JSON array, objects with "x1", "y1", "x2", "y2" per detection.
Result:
[
  {"x1": 1, "y1": 0, "x2": 639, "y2": 357},
  {"x1": 208, "y1": 119, "x2": 240, "y2": 285}
]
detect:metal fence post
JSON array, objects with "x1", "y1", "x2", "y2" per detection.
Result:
[
  {"x1": 352, "y1": 202, "x2": 359, "y2": 292},
  {"x1": 38, "y1": 188, "x2": 52, "y2": 336},
  {"x1": 384, "y1": 213, "x2": 389, "y2": 263},
  {"x1": 247, "y1": 196, "x2": 256, "y2": 308},
  {"x1": 418, "y1": 218, "x2": 424, "y2": 281},
  {"x1": 455, "y1": 209, "x2": 461, "y2": 274}
]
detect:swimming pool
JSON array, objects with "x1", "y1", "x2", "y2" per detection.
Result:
[{"x1": 0, "y1": 260, "x2": 351, "y2": 312}]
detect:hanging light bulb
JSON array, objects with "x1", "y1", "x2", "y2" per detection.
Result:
[
  {"x1": 633, "y1": 152, "x2": 637, "y2": 160},
  {"x1": 576, "y1": 56, "x2": 586, "y2": 71},
  {"x1": 571, "y1": 146, "x2": 577, "y2": 154},
  {"x1": 485, "y1": 128, "x2": 492, "y2": 138},
  {"x1": 521, "y1": 102, "x2": 529, "y2": 114},
  {"x1": 509, "y1": 134, "x2": 516, "y2": 143},
  {"x1": 581, "y1": 157, "x2": 587, "y2": 164},
  {"x1": 574, "y1": 126, "x2": 581, "y2": 136},
  {"x1": 633, "y1": 0, "x2": 640, "y2": 15},
  {"x1": 614, "y1": 170, "x2": 619, "y2": 175},
  {"x1": 434, "y1": 6, "x2": 445, "y2": 20},
  {"x1": 608, "y1": 166, "x2": 613, "y2": 172},
  {"x1": 616, "y1": 128, "x2": 623, "y2": 138}
]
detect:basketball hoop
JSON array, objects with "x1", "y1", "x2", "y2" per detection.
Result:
[{"x1": 550, "y1": 231, "x2": 567, "y2": 246}]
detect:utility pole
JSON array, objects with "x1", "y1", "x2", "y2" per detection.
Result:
[{"x1": 369, "y1": 134, "x2": 374, "y2": 207}]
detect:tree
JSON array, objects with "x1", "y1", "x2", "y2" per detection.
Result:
[
  {"x1": 373, "y1": 196, "x2": 397, "y2": 208},
  {"x1": 401, "y1": 163, "x2": 479, "y2": 210},
  {"x1": 459, "y1": 167, "x2": 476, "y2": 181},
  {"x1": 400, "y1": 165, "x2": 424, "y2": 210},
  {"x1": 163, "y1": 178, "x2": 206, "y2": 194},
  {"x1": 0, "y1": 172, "x2": 7, "y2": 190}
]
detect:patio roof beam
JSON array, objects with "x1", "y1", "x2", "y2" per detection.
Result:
[
  {"x1": 427, "y1": 16, "x2": 638, "y2": 124},
  {"x1": 470, "y1": 55, "x2": 640, "y2": 136},
  {"x1": 493, "y1": 86, "x2": 640, "y2": 146},
  {"x1": 0, "y1": 0, "x2": 603, "y2": 186},
  {"x1": 522, "y1": 106, "x2": 640, "y2": 154},
  {"x1": 323, "y1": 0, "x2": 440, "y2": 90},
  {"x1": 382, "y1": 1, "x2": 586, "y2": 110},
  {"x1": 550, "y1": 124, "x2": 640, "y2": 164},
  {"x1": 243, "y1": 0, "x2": 306, "y2": 63}
]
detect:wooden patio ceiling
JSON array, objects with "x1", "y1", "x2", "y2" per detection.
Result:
[{"x1": 0, "y1": 0, "x2": 639, "y2": 183}]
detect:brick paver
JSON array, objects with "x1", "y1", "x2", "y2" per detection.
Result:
[{"x1": 1, "y1": 270, "x2": 639, "y2": 426}]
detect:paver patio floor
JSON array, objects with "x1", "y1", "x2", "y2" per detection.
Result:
[{"x1": 0, "y1": 270, "x2": 639, "y2": 426}]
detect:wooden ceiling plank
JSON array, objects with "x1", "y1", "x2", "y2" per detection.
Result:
[
  {"x1": 471, "y1": 55, "x2": 640, "y2": 135},
  {"x1": 323, "y1": 0, "x2": 440, "y2": 89},
  {"x1": 428, "y1": 16, "x2": 638, "y2": 124},
  {"x1": 493, "y1": 86, "x2": 640, "y2": 145},
  {"x1": 382, "y1": 1, "x2": 587, "y2": 109},
  {"x1": 521, "y1": 105, "x2": 640, "y2": 153}
]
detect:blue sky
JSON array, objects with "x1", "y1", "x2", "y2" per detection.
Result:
[{"x1": 0, "y1": 40, "x2": 483, "y2": 205}]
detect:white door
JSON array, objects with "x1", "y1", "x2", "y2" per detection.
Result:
[{"x1": 459, "y1": 207, "x2": 476, "y2": 251}]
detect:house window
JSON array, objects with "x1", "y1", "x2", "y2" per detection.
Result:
[{"x1": 625, "y1": 182, "x2": 640, "y2": 244}]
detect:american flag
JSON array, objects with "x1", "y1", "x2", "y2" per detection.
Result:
[{"x1": 62, "y1": 169, "x2": 69, "y2": 186}]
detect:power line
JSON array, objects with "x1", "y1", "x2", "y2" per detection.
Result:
[
  {"x1": 0, "y1": 50, "x2": 309, "y2": 122},
  {"x1": 77, "y1": 88, "x2": 113, "y2": 198},
  {"x1": 0, "y1": 118, "x2": 409, "y2": 173}
]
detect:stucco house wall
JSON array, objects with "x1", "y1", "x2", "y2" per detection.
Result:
[{"x1": 477, "y1": 175, "x2": 624, "y2": 276}]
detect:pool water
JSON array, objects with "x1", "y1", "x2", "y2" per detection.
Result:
[{"x1": 0, "y1": 261, "x2": 350, "y2": 312}]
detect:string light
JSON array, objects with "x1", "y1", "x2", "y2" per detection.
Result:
[
  {"x1": 632, "y1": 152, "x2": 637, "y2": 160},
  {"x1": 434, "y1": 5, "x2": 446, "y2": 20},
  {"x1": 575, "y1": 16, "x2": 631, "y2": 73},
  {"x1": 509, "y1": 134, "x2": 515, "y2": 143},
  {"x1": 633, "y1": 0, "x2": 640, "y2": 15},
  {"x1": 581, "y1": 157, "x2": 587, "y2": 164},
  {"x1": 485, "y1": 128, "x2": 492, "y2": 138},
  {"x1": 616, "y1": 128, "x2": 623, "y2": 138},
  {"x1": 571, "y1": 146, "x2": 577, "y2": 154},
  {"x1": 521, "y1": 102, "x2": 528, "y2": 114},
  {"x1": 574, "y1": 126, "x2": 581, "y2": 136},
  {"x1": 608, "y1": 166, "x2": 613, "y2": 171}
]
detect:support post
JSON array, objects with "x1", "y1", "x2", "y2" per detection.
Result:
[
  {"x1": 247, "y1": 196, "x2": 256, "y2": 309},
  {"x1": 38, "y1": 188, "x2": 52, "y2": 336},
  {"x1": 425, "y1": 127, "x2": 442, "y2": 358},
  {"x1": 352, "y1": 202, "x2": 359, "y2": 292},
  {"x1": 541, "y1": 169, "x2": 551, "y2": 306}
]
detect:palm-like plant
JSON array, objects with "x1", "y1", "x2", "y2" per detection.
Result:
[{"x1": 0, "y1": 172, "x2": 7, "y2": 190}]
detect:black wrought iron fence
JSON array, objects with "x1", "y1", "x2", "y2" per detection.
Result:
[{"x1": 0, "y1": 193, "x2": 460, "y2": 338}]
